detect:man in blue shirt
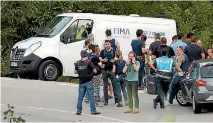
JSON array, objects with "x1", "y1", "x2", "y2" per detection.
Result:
[
  {"x1": 172, "y1": 33, "x2": 187, "y2": 56},
  {"x1": 149, "y1": 49, "x2": 176, "y2": 109},
  {"x1": 131, "y1": 29, "x2": 147, "y2": 90}
]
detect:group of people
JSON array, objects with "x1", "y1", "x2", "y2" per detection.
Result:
[{"x1": 74, "y1": 28, "x2": 213, "y2": 115}]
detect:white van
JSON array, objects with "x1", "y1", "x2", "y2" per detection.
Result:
[{"x1": 10, "y1": 12, "x2": 177, "y2": 81}]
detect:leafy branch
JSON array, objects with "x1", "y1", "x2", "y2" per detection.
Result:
[{"x1": 3, "y1": 104, "x2": 26, "y2": 123}]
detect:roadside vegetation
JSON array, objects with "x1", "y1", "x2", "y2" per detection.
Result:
[{"x1": 1, "y1": 1, "x2": 213, "y2": 82}]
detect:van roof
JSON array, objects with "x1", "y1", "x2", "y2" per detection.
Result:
[{"x1": 58, "y1": 13, "x2": 176, "y2": 25}]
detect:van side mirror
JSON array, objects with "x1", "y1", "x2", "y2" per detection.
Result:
[{"x1": 60, "y1": 35, "x2": 70, "y2": 44}]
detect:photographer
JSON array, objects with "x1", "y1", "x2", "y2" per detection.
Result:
[{"x1": 123, "y1": 51, "x2": 140, "y2": 114}]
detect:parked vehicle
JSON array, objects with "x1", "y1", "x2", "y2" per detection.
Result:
[
  {"x1": 176, "y1": 59, "x2": 213, "y2": 114},
  {"x1": 10, "y1": 11, "x2": 177, "y2": 81}
]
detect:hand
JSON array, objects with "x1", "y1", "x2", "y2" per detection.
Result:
[
  {"x1": 132, "y1": 57, "x2": 136, "y2": 63},
  {"x1": 103, "y1": 58, "x2": 108, "y2": 62},
  {"x1": 126, "y1": 59, "x2": 131, "y2": 65}
]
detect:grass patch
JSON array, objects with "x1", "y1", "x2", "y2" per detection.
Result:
[{"x1": 56, "y1": 76, "x2": 79, "y2": 84}]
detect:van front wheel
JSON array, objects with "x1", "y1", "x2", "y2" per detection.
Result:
[{"x1": 38, "y1": 60, "x2": 60, "y2": 81}]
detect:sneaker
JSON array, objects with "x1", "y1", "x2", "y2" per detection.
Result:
[
  {"x1": 76, "y1": 112, "x2": 81, "y2": 115},
  {"x1": 91, "y1": 111, "x2": 101, "y2": 115},
  {"x1": 153, "y1": 99, "x2": 157, "y2": 109},
  {"x1": 168, "y1": 101, "x2": 173, "y2": 106},
  {"x1": 117, "y1": 103, "x2": 123, "y2": 107}
]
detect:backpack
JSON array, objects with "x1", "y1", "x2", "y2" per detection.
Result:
[
  {"x1": 103, "y1": 49, "x2": 115, "y2": 60},
  {"x1": 110, "y1": 38, "x2": 117, "y2": 52}
]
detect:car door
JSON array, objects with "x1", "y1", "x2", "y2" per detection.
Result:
[
  {"x1": 182, "y1": 63, "x2": 195, "y2": 98},
  {"x1": 185, "y1": 63, "x2": 199, "y2": 100},
  {"x1": 59, "y1": 19, "x2": 94, "y2": 76}
]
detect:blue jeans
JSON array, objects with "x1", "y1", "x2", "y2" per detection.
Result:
[
  {"x1": 77, "y1": 82, "x2": 96, "y2": 113},
  {"x1": 138, "y1": 60, "x2": 145, "y2": 87},
  {"x1": 155, "y1": 77, "x2": 170, "y2": 105},
  {"x1": 116, "y1": 75, "x2": 128, "y2": 102},
  {"x1": 169, "y1": 75, "x2": 182, "y2": 104}
]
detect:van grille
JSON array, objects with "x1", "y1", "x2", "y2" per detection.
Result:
[{"x1": 11, "y1": 48, "x2": 25, "y2": 61}]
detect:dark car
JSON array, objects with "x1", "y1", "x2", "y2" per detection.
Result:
[{"x1": 176, "y1": 59, "x2": 213, "y2": 114}]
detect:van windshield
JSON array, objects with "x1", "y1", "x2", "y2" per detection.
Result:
[{"x1": 35, "y1": 16, "x2": 72, "y2": 37}]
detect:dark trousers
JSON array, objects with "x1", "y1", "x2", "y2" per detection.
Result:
[
  {"x1": 116, "y1": 75, "x2": 128, "y2": 102},
  {"x1": 102, "y1": 70, "x2": 122, "y2": 103},
  {"x1": 127, "y1": 81, "x2": 139, "y2": 109},
  {"x1": 155, "y1": 77, "x2": 170, "y2": 105},
  {"x1": 138, "y1": 59, "x2": 145, "y2": 87}
]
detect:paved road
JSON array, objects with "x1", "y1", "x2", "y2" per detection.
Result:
[{"x1": 1, "y1": 77, "x2": 213, "y2": 122}]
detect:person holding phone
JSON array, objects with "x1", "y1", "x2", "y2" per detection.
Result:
[{"x1": 123, "y1": 51, "x2": 140, "y2": 114}]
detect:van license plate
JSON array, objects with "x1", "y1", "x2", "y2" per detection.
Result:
[{"x1": 11, "y1": 62, "x2": 17, "y2": 67}]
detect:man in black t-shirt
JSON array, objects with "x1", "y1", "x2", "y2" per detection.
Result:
[
  {"x1": 149, "y1": 33, "x2": 161, "y2": 55},
  {"x1": 152, "y1": 37, "x2": 175, "y2": 59},
  {"x1": 184, "y1": 37, "x2": 205, "y2": 63},
  {"x1": 75, "y1": 50, "x2": 100, "y2": 115},
  {"x1": 99, "y1": 40, "x2": 123, "y2": 107}
]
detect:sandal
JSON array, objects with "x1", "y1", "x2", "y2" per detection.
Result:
[
  {"x1": 124, "y1": 109, "x2": 133, "y2": 113},
  {"x1": 132, "y1": 109, "x2": 139, "y2": 114}
]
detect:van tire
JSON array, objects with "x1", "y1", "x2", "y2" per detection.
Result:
[{"x1": 38, "y1": 60, "x2": 60, "y2": 81}]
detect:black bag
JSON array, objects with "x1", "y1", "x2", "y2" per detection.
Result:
[{"x1": 146, "y1": 74, "x2": 157, "y2": 95}]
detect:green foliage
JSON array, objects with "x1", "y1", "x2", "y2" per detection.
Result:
[
  {"x1": 1, "y1": 1, "x2": 213, "y2": 74},
  {"x1": 3, "y1": 104, "x2": 26, "y2": 123}
]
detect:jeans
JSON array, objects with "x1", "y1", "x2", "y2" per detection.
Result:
[
  {"x1": 127, "y1": 81, "x2": 139, "y2": 109},
  {"x1": 155, "y1": 77, "x2": 170, "y2": 105},
  {"x1": 138, "y1": 59, "x2": 145, "y2": 87},
  {"x1": 169, "y1": 75, "x2": 182, "y2": 104},
  {"x1": 116, "y1": 75, "x2": 128, "y2": 102},
  {"x1": 102, "y1": 70, "x2": 122, "y2": 104},
  {"x1": 77, "y1": 82, "x2": 96, "y2": 113}
]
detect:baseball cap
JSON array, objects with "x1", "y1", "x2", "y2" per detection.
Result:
[{"x1": 80, "y1": 50, "x2": 88, "y2": 57}]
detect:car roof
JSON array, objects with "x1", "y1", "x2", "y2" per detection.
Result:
[
  {"x1": 58, "y1": 12, "x2": 176, "y2": 25},
  {"x1": 195, "y1": 58, "x2": 213, "y2": 67}
]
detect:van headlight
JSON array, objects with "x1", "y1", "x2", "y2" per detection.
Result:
[{"x1": 24, "y1": 41, "x2": 42, "y2": 57}]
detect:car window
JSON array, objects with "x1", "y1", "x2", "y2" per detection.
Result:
[
  {"x1": 190, "y1": 63, "x2": 198, "y2": 80},
  {"x1": 201, "y1": 64, "x2": 213, "y2": 78},
  {"x1": 61, "y1": 19, "x2": 93, "y2": 44}
]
